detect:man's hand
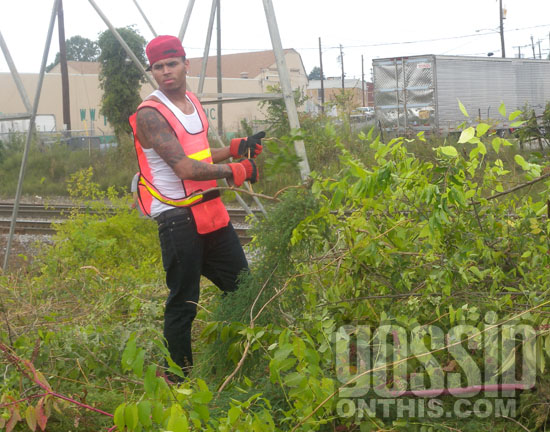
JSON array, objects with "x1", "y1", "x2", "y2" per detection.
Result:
[
  {"x1": 228, "y1": 159, "x2": 259, "y2": 187},
  {"x1": 229, "y1": 131, "x2": 265, "y2": 159}
]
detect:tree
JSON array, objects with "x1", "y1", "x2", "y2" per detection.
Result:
[
  {"x1": 258, "y1": 84, "x2": 308, "y2": 137},
  {"x1": 97, "y1": 26, "x2": 147, "y2": 140},
  {"x1": 46, "y1": 36, "x2": 99, "y2": 71},
  {"x1": 307, "y1": 66, "x2": 324, "y2": 80}
]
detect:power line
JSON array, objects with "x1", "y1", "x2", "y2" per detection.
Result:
[
  {"x1": 186, "y1": 22, "x2": 550, "y2": 54},
  {"x1": 312, "y1": 23, "x2": 550, "y2": 51}
]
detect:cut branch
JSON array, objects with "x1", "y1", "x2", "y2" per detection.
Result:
[{"x1": 471, "y1": 172, "x2": 550, "y2": 204}]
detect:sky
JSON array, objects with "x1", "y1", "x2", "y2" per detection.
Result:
[{"x1": 1, "y1": 0, "x2": 549, "y2": 80}]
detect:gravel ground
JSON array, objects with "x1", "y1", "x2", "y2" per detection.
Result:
[
  {"x1": 0, "y1": 233, "x2": 53, "y2": 272},
  {"x1": 0, "y1": 196, "x2": 63, "y2": 272}
]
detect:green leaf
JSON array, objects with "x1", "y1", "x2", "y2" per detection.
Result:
[
  {"x1": 122, "y1": 334, "x2": 137, "y2": 370},
  {"x1": 477, "y1": 141, "x2": 487, "y2": 155},
  {"x1": 228, "y1": 406, "x2": 242, "y2": 424},
  {"x1": 498, "y1": 102, "x2": 506, "y2": 117},
  {"x1": 114, "y1": 403, "x2": 126, "y2": 431},
  {"x1": 458, "y1": 127, "x2": 475, "y2": 144},
  {"x1": 331, "y1": 189, "x2": 345, "y2": 209},
  {"x1": 476, "y1": 123, "x2": 491, "y2": 137},
  {"x1": 273, "y1": 344, "x2": 293, "y2": 362},
  {"x1": 191, "y1": 390, "x2": 213, "y2": 404},
  {"x1": 166, "y1": 404, "x2": 189, "y2": 432},
  {"x1": 144, "y1": 365, "x2": 158, "y2": 396},
  {"x1": 439, "y1": 146, "x2": 458, "y2": 157},
  {"x1": 176, "y1": 388, "x2": 193, "y2": 396},
  {"x1": 191, "y1": 404, "x2": 210, "y2": 422},
  {"x1": 124, "y1": 404, "x2": 139, "y2": 431},
  {"x1": 151, "y1": 402, "x2": 165, "y2": 424},
  {"x1": 491, "y1": 137, "x2": 501, "y2": 154},
  {"x1": 137, "y1": 401, "x2": 152, "y2": 428},
  {"x1": 458, "y1": 99, "x2": 469, "y2": 117},
  {"x1": 500, "y1": 351, "x2": 516, "y2": 374},
  {"x1": 509, "y1": 110, "x2": 522, "y2": 121},
  {"x1": 292, "y1": 336, "x2": 306, "y2": 361},
  {"x1": 469, "y1": 266, "x2": 483, "y2": 279},
  {"x1": 514, "y1": 154, "x2": 529, "y2": 170},
  {"x1": 132, "y1": 349, "x2": 145, "y2": 378},
  {"x1": 449, "y1": 187, "x2": 466, "y2": 207},
  {"x1": 511, "y1": 120, "x2": 526, "y2": 127},
  {"x1": 284, "y1": 372, "x2": 307, "y2": 388}
]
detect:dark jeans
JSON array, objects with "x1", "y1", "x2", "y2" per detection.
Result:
[{"x1": 157, "y1": 208, "x2": 248, "y2": 373}]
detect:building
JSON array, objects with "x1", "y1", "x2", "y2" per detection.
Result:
[
  {"x1": 187, "y1": 48, "x2": 308, "y2": 90},
  {"x1": 306, "y1": 78, "x2": 374, "y2": 116},
  {"x1": 186, "y1": 49, "x2": 308, "y2": 135},
  {"x1": 0, "y1": 50, "x2": 309, "y2": 140}
]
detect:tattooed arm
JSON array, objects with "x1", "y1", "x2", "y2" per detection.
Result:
[
  {"x1": 136, "y1": 107, "x2": 232, "y2": 181},
  {"x1": 211, "y1": 146, "x2": 231, "y2": 163}
]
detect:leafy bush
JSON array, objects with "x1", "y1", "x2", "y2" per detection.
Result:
[{"x1": 3, "y1": 115, "x2": 550, "y2": 431}]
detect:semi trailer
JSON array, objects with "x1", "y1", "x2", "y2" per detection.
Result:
[{"x1": 373, "y1": 55, "x2": 550, "y2": 135}]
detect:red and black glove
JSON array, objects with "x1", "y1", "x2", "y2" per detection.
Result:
[
  {"x1": 228, "y1": 159, "x2": 259, "y2": 187},
  {"x1": 229, "y1": 131, "x2": 265, "y2": 159}
]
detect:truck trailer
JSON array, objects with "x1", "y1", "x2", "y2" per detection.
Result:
[{"x1": 373, "y1": 55, "x2": 550, "y2": 135}]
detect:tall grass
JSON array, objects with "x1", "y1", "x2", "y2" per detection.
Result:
[{"x1": 0, "y1": 134, "x2": 138, "y2": 198}]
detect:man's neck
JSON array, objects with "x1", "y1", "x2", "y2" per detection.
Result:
[
  {"x1": 160, "y1": 87, "x2": 194, "y2": 114},
  {"x1": 161, "y1": 86, "x2": 186, "y2": 102}
]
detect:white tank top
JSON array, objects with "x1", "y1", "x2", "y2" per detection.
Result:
[{"x1": 142, "y1": 90, "x2": 204, "y2": 218}]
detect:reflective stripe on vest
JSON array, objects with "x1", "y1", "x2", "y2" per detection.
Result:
[
  {"x1": 139, "y1": 147, "x2": 212, "y2": 207},
  {"x1": 139, "y1": 176, "x2": 203, "y2": 207}
]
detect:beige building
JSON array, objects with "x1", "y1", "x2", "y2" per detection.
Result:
[{"x1": 0, "y1": 49, "x2": 308, "y2": 140}]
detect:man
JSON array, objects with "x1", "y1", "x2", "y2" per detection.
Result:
[{"x1": 129, "y1": 35, "x2": 265, "y2": 377}]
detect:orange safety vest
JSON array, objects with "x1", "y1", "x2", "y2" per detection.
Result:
[{"x1": 129, "y1": 91, "x2": 230, "y2": 234}]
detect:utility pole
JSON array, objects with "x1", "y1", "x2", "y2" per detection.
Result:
[
  {"x1": 538, "y1": 40, "x2": 542, "y2": 59},
  {"x1": 58, "y1": 0, "x2": 71, "y2": 133},
  {"x1": 216, "y1": 0, "x2": 223, "y2": 133},
  {"x1": 318, "y1": 37, "x2": 324, "y2": 113},
  {"x1": 361, "y1": 55, "x2": 365, "y2": 107},
  {"x1": 339, "y1": 44, "x2": 344, "y2": 89},
  {"x1": 517, "y1": 46, "x2": 521, "y2": 58},
  {"x1": 262, "y1": 0, "x2": 310, "y2": 179},
  {"x1": 531, "y1": 35, "x2": 536, "y2": 59},
  {"x1": 499, "y1": 0, "x2": 505, "y2": 58}
]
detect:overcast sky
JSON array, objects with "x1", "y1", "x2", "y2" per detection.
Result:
[{"x1": 1, "y1": 0, "x2": 549, "y2": 80}]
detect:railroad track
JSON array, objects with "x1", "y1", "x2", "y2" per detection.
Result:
[
  {"x1": 0, "y1": 220, "x2": 55, "y2": 235},
  {"x1": 0, "y1": 202, "x2": 259, "y2": 244}
]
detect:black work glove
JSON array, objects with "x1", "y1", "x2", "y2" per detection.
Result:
[{"x1": 229, "y1": 131, "x2": 265, "y2": 158}]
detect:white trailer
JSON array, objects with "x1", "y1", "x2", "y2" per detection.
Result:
[{"x1": 373, "y1": 55, "x2": 550, "y2": 134}]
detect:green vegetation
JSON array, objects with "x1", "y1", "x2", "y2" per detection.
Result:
[
  {"x1": 46, "y1": 36, "x2": 100, "y2": 72},
  {"x1": 97, "y1": 26, "x2": 147, "y2": 141},
  {"x1": 2, "y1": 104, "x2": 550, "y2": 431},
  {"x1": 0, "y1": 133, "x2": 138, "y2": 198}
]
